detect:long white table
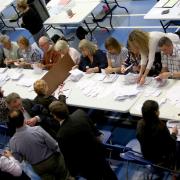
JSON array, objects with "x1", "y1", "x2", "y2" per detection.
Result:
[
  {"x1": 54, "y1": 74, "x2": 145, "y2": 113},
  {"x1": 44, "y1": 0, "x2": 120, "y2": 39},
  {"x1": 0, "y1": 68, "x2": 47, "y2": 99},
  {"x1": 129, "y1": 78, "x2": 180, "y2": 121},
  {"x1": 144, "y1": 0, "x2": 180, "y2": 32}
]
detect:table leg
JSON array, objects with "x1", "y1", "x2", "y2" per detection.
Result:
[
  {"x1": 83, "y1": 20, "x2": 94, "y2": 40},
  {"x1": 0, "y1": 13, "x2": 15, "y2": 31},
  {"x1": 45, "y1": 25, "x2": 64, "y2": 34},
  {"x1": 113, "y1": 0, "x2": 129, "y2": 13},
  {"x1": 160, "y1": 20, "x2": 167, "y2": 33}
]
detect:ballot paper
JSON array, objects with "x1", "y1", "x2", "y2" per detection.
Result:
[
  {"x1": 10, "y1": 72, "x2": 23, "y2": 80},
  {"x1": 0, "y1": 68, "x2": 8, "y2": 74},
  {"x1": 113, "y1": 85, "x2": 140, "y2": 101},
  {"x1": 166, "y1": 86, "x2": 180, "y2": 104},
  {"x1": 103, "y1": 74, "x2": 118, "y2": 83},
  {"x1": 16, "y1": 78, "x2": 35, "y2": 87},
  {"x1": 69, "y1": 69, "x2": 84, "y2": 82}
]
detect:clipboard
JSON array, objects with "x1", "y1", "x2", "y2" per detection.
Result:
[{"x1": 41, "y1": 53, "x2": 75, "y2": 95}]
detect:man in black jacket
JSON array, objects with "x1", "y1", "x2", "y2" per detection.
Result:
[
  {"x1": 49, "y1": 101, "x2": 117, "y2": 180},
  {"x1": 6, "y1": 92, "x2": 56, "y2": 137}
]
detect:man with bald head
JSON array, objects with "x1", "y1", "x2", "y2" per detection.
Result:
[{"x1": 38, "y1": 36, "x2": 60, "y2": 70}]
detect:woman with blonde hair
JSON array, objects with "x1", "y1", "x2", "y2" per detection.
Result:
[
  {"x1": 105, "y1": 37, "x2": 128, "y2": 74},
  {"x1": 78, "y1": 39, "x2": 107, "y2": 73},
  {"x1": 33, "y1": 79, "x2": 56, "y2": 110},
  {"x1": 128, "y1": 29, "x2": 179, "y2": 85},
  {"x1": 54, "y1": 39, "x2": 80, "y2": 65}
]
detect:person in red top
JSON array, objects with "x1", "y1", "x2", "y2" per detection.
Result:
[{"x1": 38, "y1": 36, "x2": 60, "y2": 70}]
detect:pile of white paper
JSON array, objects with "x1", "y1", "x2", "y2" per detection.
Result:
[
  {"x1": 69, "y1": 69, "x2": 84, "y2": 82},
  {"x1": 10, "y1": 72, "x2": 23, "y2": 80},
  {"x1": 113, "y1": 85, "x2": 140, "y2": 101},
  {"x1": 0, "y1": 68, "x2": 8, "y2": 74},
  {"x1": 103, "y1": 74, "x2": 118, "y2": 83},
  {"x1": 16, "y1": 78, "x2": 35, "y2": 87},
  {"x1": 77, "y1": 79, "x2": 105, "y2": 98}
]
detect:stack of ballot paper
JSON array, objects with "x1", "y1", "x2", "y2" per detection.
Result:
[
  {"x1": 69, "y1": 69, "x2": 84, "y2": 82},
  {"x1": 124, "y1": 73, "x2": 138, "y2": 84},
  {"x1": 103, "y1": 74, "x2": 118, "y2": 83},
  {"x1": 16, "y1": 78, "x2": 35, "y2": 87},
  {"x1": 114, "y1": 85, "x2": 140, "y2": 100}
]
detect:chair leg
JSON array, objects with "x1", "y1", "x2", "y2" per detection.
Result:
[{"x1": 114, "y1": 0, "x2": 129, "y2": 13}]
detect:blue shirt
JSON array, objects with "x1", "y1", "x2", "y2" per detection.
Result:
[
  {"x1": 79, "y1": 49, "x2": 108, "y2": 72},
  {"x1": 9, "y1": 125, "x2": 60, "y2": 165}
]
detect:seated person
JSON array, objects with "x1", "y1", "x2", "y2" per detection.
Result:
[
  {"x1": 8, "y1": 109, "x2": 69, "y2": 180},
  {"x1": 0, "y1": 35, "x2": 20, "y2": 66},
  {"x1": 38, "y1": 36, "x2": 60, "y2": 70},
  {"x1": 34, "y1": 79, "x2": 56, "y2": 110},
  {"x1": 136, "y1": 100, "x2": 177, "y2": 168},
  {"x1": 6, "y1": 92, "x2": 52, "y2": 135},
  {"x1": 0, "y1": 87, "x2": 9, "y2": 125},
  {"x1": 16, "y1": 36, "x2": 42, "y2": 68},
  {"x1": 78, "y1": 39, "x2": 108, "y2": 73},
  {"x1": 124, "y1": 43, "x2": 141, "y2": 74},
  {"x1": 0, "y1": 150, "x2": 29, "y2": 179},
  {"x1": 49, "y1": 101, "x2": 117, "y2": 180},
  {"x1": 104, "y1": 37, "x2": 128, "y2": 74},
  {"x1": 156, "y1": 36, "x2": 180, "y2": 79},
  {"x1": 54, "y1": 40, "x2": 81, "y2": 65}
]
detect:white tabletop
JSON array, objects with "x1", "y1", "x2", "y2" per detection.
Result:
[
  {"x1": 44, "y1": 0, "x2": 101, "y2": 25},
  {"x1": 1, "y1": 68, "x2": 47, "y2": 99},
  {"x1": 0, "y1": 0, "x2": 14, "y2": 13},
  {"x1": 129, "y1": 78, "x2": 180, "y2": 121},
  {"x1": 144, "y1": 0, "x2": 180, "y2": 20},
  {"x1": 56, "y1": 74, "x2": 144, "y2": 113}
]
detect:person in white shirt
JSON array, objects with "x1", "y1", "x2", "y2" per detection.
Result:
[
  {"x1": 0, "y1": 150, "x2": 22, "y2": 176},
  {"x1": 54, "y1": 40, "x2": 81, "y2": 65},
  {"x1": 128, "y1": 30, "x2": 179, "y2": 85},
  {"x1": 0, "y1": 35, "x2": 20, "y2": 65}
]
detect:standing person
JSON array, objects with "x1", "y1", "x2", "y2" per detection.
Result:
[
  {"x1": 16, "y1": 0, "x2": 47, "y2": 43},
  {"x1": 38, "y1": 36, "x2": 60, "y2": 70},
  {"x1": 9, "y1": 109, "x2": 70, "y2": 180},
  {"x1": 104, "y1": 37, "x2": 128, "y2": 74},
  {"x1": 49, "y1": 101, "x2": 117, "y2": 180},
  {"x1": 136, "y1": 100, "x2": 177, "y2": 168},
  {"x1": 128, "y1": 30, "x2": 179, "y2": 85}
]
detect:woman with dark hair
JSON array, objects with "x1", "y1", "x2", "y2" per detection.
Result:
[{"x1": 136, "y1": 100, "x2": 177, "y2": 168}]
